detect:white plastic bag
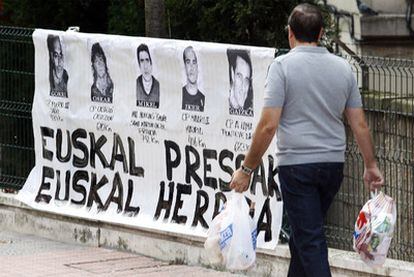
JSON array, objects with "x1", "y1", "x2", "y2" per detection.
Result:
[
  {"x1": 353, "y1": 191, "x2": 396, "y2": 267},
  {"x1": 204, "y1": 191, "x2": 257, "y2": 270}
]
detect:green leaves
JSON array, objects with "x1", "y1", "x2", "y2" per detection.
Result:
[
  {"x1": 165, "y1": 0, "x2": 304, "y2": 48},
  {"x1": 1, "y1": 0, "x2": 336, "y2": 49}
]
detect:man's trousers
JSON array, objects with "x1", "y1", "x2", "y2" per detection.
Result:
[{"x1": 279, "y1": 162, "x2": 344, "y2": 277}]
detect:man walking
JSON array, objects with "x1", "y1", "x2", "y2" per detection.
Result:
[{"x1": 230, "y1": 3, "x2": 383, "y2": 277}]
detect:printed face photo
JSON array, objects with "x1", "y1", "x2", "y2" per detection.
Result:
[
  {"x1": 47, "y1": 35, "x2": 68, "y2": 98},
  {"x1": 232, "y1": 56, "x2": 251, "y2": 108},
  {"x1": 181, "y1": 46, "x2": 205, "y2": 112},
  {"x1": 90, "y1": 42, "x2": 113, "y2": 104},
  {"x1": 93, "y1": 54, "x2": 106, "y2": 78},
  {"x1": 136, "y1": 44, "x2": 160, "y2": 109},
  {"x1": 227, "y1": 49, "x2": 253, "y2": 116},
  {"x1": 52, "y1": 40, "x2": 64, "y2": 77},
  {"x1": 184, "y1": 47, "x2": 198, "y2": 85},
  {"x1": 138, "y1": 50, "x2": 152, "y2": 82}
]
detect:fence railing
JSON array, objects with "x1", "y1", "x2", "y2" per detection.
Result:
[
  {"x1": 326, "y1": 54, "x2": 414, "y2": 262},
  {"x1": 1, "y1": 25, "x2": 413, "y2": 262},
  {"x1": 0, "y1": 26, "x2": 34, "y2": 190}
]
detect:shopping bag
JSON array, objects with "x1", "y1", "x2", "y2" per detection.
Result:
[
  {"x1": 204, "y1": 191, "x2": 257, "y2": 270},
  {"x1": 353, "y1": 190, "x2": 396, "y2": 267}
]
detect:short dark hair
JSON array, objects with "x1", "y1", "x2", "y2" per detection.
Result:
[
  {"x1": 47, "y1": 35, "x2": 60, "y2": 54},
  {"x1": 288, "y1": 3, "x2": 323, "y2": 43},
  {"x1": 227, "y1": 49, "x2": 252, "y2": 86},
  {"x1": 137, "y1": 43, "x2": 152, "y2": 65},
  {"x1": 227, "y1": 49, "x2": 253, "y2": 110}
]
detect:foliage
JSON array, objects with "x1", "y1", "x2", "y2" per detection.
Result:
[
  {"x1": 1, "y1": 0, "x2": 110, "y2": 33},
  {"x1": 163, "y1": 0, "x2": 336, "y2": 49},
  {"x1": 108, "y1": 0, "x2": 145, "y2": 36},
  {"x1": 1, "y1": 0, "x2": 336, "y2": 49},
  {"x1": 164, "y1": 0, "x2": 299, "y2": 48}
]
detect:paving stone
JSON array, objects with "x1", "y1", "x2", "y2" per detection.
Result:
[{"x1": 0, "y1": 230, "x2": 238, "y2": 277}]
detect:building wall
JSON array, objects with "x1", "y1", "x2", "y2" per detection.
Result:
[
  {"x1": 361, "y1": 43, "x2": 414, "y2": 59},
  {"x1": 327, "y1": 0, "x2": 414, "y2": 59},
  {"x1": 368, "y1": 0, "x2": 407, "y2": 14},
  {"x1": 327, "y1": 0, "x2": 362, "y2": 56}
]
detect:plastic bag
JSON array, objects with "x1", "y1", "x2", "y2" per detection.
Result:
[
  {"x1": 353, "y1": 191, "x2": 396, "y2": 267},
  {"x1": 204, "y1": 191, "x2": 257, "y2": 270}
]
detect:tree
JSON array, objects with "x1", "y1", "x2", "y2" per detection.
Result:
[
  {"x1": 0, "y1": 0, "x2": 110, "y2": 33},
  {"x1": 164, "y1": 0, "x2": 304, "y2": 49},
  {"x1": 1, "y1": 0, "x2": 335, "y2": 49},
  {"x1": 108, "y1": 0, "x2": 145, "y2": 36},
  {"x1": 145, "y1": 0, "x2": 167, "y2": 38},
  {"x1": 164, "y1": 0, "x2": 335, "y2": 50}
]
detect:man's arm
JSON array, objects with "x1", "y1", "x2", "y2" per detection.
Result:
[
  {"x1": 344, "y1": 107, "x2": 384, "y2": 191},
  {"x1": 230, "y1": 107, "x2": 282, "y2": 192}
]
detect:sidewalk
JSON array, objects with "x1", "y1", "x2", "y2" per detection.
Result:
[
  {"x1": 3, "y1": 191, "x2": 414, "y2": 277},
  {"x1": 0, "y1": 231, "x2": 236, "y2": 277}
]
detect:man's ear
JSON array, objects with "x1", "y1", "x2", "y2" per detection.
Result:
[
  {"x1": 318, "y1": 28, "x2": 324, "y2": 41},
  {"x1": 288, "y1": 26, "x2": 294, "y2": 41},
  {"x1": 287, "y1": 26, "x2": 296, "y2": 49}
]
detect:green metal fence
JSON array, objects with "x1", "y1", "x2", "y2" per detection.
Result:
[
  {"x1": 0, "y1": 26, "x2": 34, "y2": 190},
  {"x1": 327, "y1": 55, "x2": 414, "y2": 262},
  {"x1": 1, "y1": 25, "x2": 413, "y2": 262}
]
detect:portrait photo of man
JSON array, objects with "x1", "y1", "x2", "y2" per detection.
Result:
[
  {"x1": 47, "y1": 35, "x2": 68, "y2": 98},
  {"x1": 90, "y1": 42, "x2": 113, "y2": 104},
  {"x1": 227, "y1": 49, "x2": 253, "y2": 117},
  {"x1": 136, "y1": 43, "x2": 160, "y2": 108},
  {"x1": 182, "y1": 46, "x2": 205, "y2": 112}
]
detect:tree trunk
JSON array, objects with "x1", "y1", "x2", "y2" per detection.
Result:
[{"x1": 144, "y1": 0, "x2": 167, "y2": 38}]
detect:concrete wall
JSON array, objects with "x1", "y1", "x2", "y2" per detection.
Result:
[
  {"x1": 327, "y1": 0, "x2": 362, "y2": 56},
  {"x1": 361, "y1": 43, "x2": 414, "y2": 59},
  {"x1": 327, "y1": 0, "x2": 414, "y2": 59},
  {"x1": 361, "y1": 15, "x2": 414, "y2": 37},
  {"x1": 368, "y1": 0, "x2": 407, "y2": 14},
  {"x1": 327, "y1": 0, "x2": 360, "y2": 14}
]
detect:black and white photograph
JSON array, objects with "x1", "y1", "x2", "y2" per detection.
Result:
[
  {"x1": 181, "y1": 46, "x2": 205, "y2": 112},
  {"x1": 227, "y1": 49, "x2": 253, "y2": 117},
  {"x1": 136, "y1": 43, "x2": 160, "y2": 108},
  {"x1": 90, "y1": 42, "x2": 113, "y2": 104},
  {"x1": 47, "y1": 35, "x2": 68, "y2": 97}
]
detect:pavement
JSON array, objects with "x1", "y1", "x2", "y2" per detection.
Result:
[{"x1": 0, "y1": 230, "x2": 237, "y2": 277}]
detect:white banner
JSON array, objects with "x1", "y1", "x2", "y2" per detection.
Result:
[{"x1": 17, "y1": 29, "x2": 283, "y2": 249}]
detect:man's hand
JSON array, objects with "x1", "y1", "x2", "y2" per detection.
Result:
[
  {"x1": 230, "y1": 168, "x2": 251, "y2": 193},
  {"x1": 363, "y1": 165, "x2": 384, "y2": 191},
  {"x1": 229, "y1": 107, "x2": 281, "y2": 193}
]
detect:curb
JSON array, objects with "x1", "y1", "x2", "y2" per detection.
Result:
[{"x1": 1, "y1": 192, "x2": 413, "y2": 276}]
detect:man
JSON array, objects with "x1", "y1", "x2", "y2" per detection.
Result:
[
  {"x1": 230, "y1": 3, "x2": 383, "y2": 277},
  {"x1": 47, "y1": 35, "x2": 68, "y2": 97},
  {"x1": 227, "y1": 49, "x2": 253, "y2": 117},
  {"x1": 182, "y1": 46, "x2": 205, "y2": 112},
  {"x1": 136, "y1": 43, "x2": 160, "y2": 108}
]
